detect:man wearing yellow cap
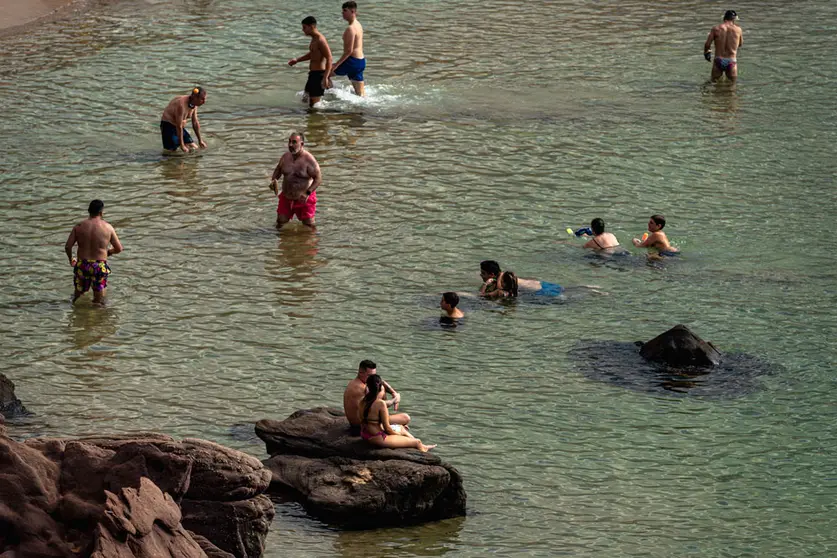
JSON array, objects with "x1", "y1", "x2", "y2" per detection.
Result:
[{"x1": 160, "y1": 87, "x2": 207, "y2": 153}]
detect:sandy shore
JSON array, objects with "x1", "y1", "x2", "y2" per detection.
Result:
[{"x1": 0, "y1": 0, "x2": 84, "y2": 36}]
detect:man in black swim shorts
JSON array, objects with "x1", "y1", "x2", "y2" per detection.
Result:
[
  {"x1": 288, "y1": 16, "x2": 333, "y2": 107},
  {"x1": 160, "y1": 87, "x2": 207, "y2": 153}
]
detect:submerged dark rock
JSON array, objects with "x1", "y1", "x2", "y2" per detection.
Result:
[
  {"x1": 570, "y1": 326, "x2": 775, "y2": 397},
  {"x1": 256, "y1": 407, "x2": 466, "y2": 528},
  {"x1": 0, "y1": 432, "x2": 274, "y2": 557},
  {"x1": 639, "y1": 324, "x2": 721, "y2": 367},
  {"x1": 0, "y1": 373, "x2": 28, "y2": 418}
]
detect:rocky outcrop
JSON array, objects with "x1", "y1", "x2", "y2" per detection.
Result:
[
  {"x1": 0, "y1": 372, "x2": 28, "y2": 418},
  {"x1": 639, "y1": 324, "x2": 721, "y2": 367},
  {"x1": 256, "y1": 407, "x2": 466, "y2": 528},
  {"x1": 0, "y1": 432, "x2": 274, "y2": 557}
]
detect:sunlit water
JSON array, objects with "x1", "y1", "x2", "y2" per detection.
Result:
[{"x1": 1, "y1": 0, "x2": 836, "y2": 556}]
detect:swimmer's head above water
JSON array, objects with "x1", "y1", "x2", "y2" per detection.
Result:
[
  {"x1": 188, "y1": 86, "x2": 207, "y2": 108},
  {"x1": 649, "y1": 214, "x2": 666, "y2": 232},
  {"x1": 723, "y1": 10, "x2": 738, "y2": 22},
  {"x1": 480, "y1": 260, "x2": 501, "y2": 281}
]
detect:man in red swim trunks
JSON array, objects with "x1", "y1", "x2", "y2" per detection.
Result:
[
  {"x1": 269, "y1": 132, "x2": 322, "y2": 229},
  {"x1": 64, "y1": 199, "x2": 123, "y2": 305}
]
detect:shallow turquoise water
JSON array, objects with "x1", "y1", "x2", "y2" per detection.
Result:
[{"x1": 1, "y1": 0, "x2": 836, "y2": 556}]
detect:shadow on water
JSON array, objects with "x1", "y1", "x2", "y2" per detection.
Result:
[
  {"x1": 333, "y1": 516, "x2": 466, "y2": 556},
  {"x1": 568, "y1": 340, "x2": 776, "y2": 398}
]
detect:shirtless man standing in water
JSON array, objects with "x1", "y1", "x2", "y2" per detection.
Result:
[
  {"x1": 328, "y1": 1, "x2": 366, "y2": 96},
  {"x1": 288, "y1": 16, "x2": 332, "y2": 107},
  {"x1": 160, "y1": 87, "x2": 207, "y2": 153},
  {"x1": 65, "y1": 200, "x2": 123, "y2": 305},
  {"x1": 269, "y1": 132, "x2": 322, "y2": 229},
  {"x1": 704, "y1": 10, "x2": 743, "y2": 82}
]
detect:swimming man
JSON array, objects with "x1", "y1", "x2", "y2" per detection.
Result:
[
  {"x1": 269, "y1": 132, "x2": 322, "y2": 229},
  {"x1": 441, "y1": 292, "x2": 464, "y2": 319},
  {"x1": 65, "y1": 200, "x2": 123, "y2": 305},
  {"x1": 289, "y1": 16, "x2": 333, "y2": 107},
  {"x1": 632, "y1": 214, "x2": 679, "y2": 256},
  {"x1": 704, "y1": 11, "x2": 743, "y2": 82},
  {"x1": 160, "y1": 87, "x2": 207, "y2": 153},
  {"x1": 328, "y1": 1, "x2": 366, "y2": 96},
  {"x1": 343, "y1": 360, "x2": 410, "y2": 436}
]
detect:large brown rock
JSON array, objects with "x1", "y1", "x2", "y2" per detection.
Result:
[
  {"x1": 0, "y1": 373, "x2": 28, "y2": 418},
  {"x1": 256, "y1": 407, "x2": 466, "y2": 528},
  {"x1": 0, "y1": 432, "x2": 274, "y2": 558},
  {"x1": 639, "y1": 324, "x2": 722, "y2": 367}
]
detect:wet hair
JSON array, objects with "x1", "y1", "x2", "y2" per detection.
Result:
[
  {"x1": 650, "y1": 214, "x2": 666, "y2": 229},
  {"x1": 591, "y1": 218, "x2": 605, "y2": 235},
  {"x1": 442, "y1": 292, "x2": 459, "y2": 308},
  {"x1": 342, "y1": 1, "x2": 357, "y2": 10},
  {"x1": 361, "y1": 374, "x2": 384, "y2": 422},
  {"x1": 499, "y1": 271, "x2": 519, "y2": 298},
  {"x1": 480, "y1": 260, "x2": 501, "y2": 277},
  {"x1": 302, "y1": 16, "x2": 317, "y2": 26},
  {"x1": 289, "y1": 131, "x2": 305, "y2": 143},
  {"x1": 723, "y1": 10, "x2": 737, "y2": 21},
  {"x1": 88, "y1": 199, "x2": 104, "y2": 216},
  {"x1": 358, "y1": 359, "x2": 376, "y2": 372}
]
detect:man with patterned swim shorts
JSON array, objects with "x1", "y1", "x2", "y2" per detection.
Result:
[
  {"x1": 328, "y1": 1, "x2": 366, "y2": 97},
  {"x1": 65, "y1": 200, "x2": 123, "y2": 305},
  {"x1": 704, "y1": 10, "x2": 743, "y2": 82},
  {"x1": 269, "y1": 132, "x2": 322, "y2": 229}
]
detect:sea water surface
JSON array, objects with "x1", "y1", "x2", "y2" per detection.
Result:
[{"x1": 1, "y1": 0, "x2": 836, "y2": 556}]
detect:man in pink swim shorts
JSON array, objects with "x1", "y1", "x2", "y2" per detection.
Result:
[{"x1": 269, "y1": 132, "x2": 322, "y2": 229}]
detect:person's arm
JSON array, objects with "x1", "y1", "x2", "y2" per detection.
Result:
[
  {"x1": 321, "y1": 38, "x2": 333, "y2": 88},
  {"x1": 479, "y1": 279, "x2": 494, "y2": 296},
  {"x1": 331, "y1": 29, "x2": 354, "y2": 74},
  {"x1": 704, "y1": 28, "x2": 715, "y2": 60},
  {"x1": 378, "y1": 403, "x2": 400, "y2": 436},
  {"x1": 632, "y1": 232, "x2": 657, "y2": 248},
  {"x1": 65, "y1": 227, "x2": 77, "y2": 265},
  {"x1": 380, "y1": 379, "x2": 400, "y2": 409},
  {"x1": 107, "y1": 228, "x2": 123, "y2": 257},
  {"x1": 191, "y1": 108, "x2": 206, "y2": 149},
  {"x1": 304, "y1": 158, "x2": 322, "y2": 196},
  {"x1": 270, "y1": 158, "x2": 284, "y2": 194},
  {"x1": 582, "y1": 238, "x2": 596, "y2": 249},
  {"x1": 288, "y1": 52, "x2": 312, "y2": 66},
  {"x1": 738, "y1": 28, "x2": 743, "y2": 47}
]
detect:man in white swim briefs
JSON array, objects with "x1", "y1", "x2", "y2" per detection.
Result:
[{"x1": 704, "y1": 10, "x2": 743, "y2": 82}]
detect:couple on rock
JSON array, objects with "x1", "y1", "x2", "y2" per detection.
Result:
[{"x1": 343, "y1": 360, "x2": 435, "y2": 452}]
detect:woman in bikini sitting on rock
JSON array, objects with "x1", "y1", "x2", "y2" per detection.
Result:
[{"x1": 359, "y1": 375, "x2": 436, "y2": 452}]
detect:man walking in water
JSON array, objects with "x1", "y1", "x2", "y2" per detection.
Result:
[
  {"x1": 269, "y1": 132, "x2": 322, "y2": 229},
  {"x1": 65, "y1": 200, "x2": 123, "y2": 305},
  {"x1": 328, "y1": 1, "x2": 366, "y2": 96},
  {"x1": 288, "y1": 16, "x2": 333, "y2": 107},
  {"x1": 704, "y1": 10, "x2": 743, "y2": 82},
  {"x1": 160, "y1": 87, "x2": 207, "y2": 153}
]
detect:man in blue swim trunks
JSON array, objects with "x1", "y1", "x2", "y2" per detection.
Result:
[
  {"x1": 160, "y1": 87, "x2": 207, "y2": 153},
  {"x1": 327, "y1": 1, "x2": 366, "y2": 96},
  {"x1": 704, "y1": 10, "x2": 743, "y2": 82}
]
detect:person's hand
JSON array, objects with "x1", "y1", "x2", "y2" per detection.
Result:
[
  {"x1": 321, "y1": 76, "x2": 330, "y2": 89},
  {"x1": 288, "y1": 58, "x2": 297, "y2": 66},
  {"x1": 70, "y1": 258, "x2": 77, "y2": 267},
  {"x1": 269, "y1": 180, "x2": 278, "y2": 195},
  {"x1": 632, "y1": 238, "x2": 641, "y2": 247},
  {"x1": 392, "y1": 392, "x2": 401, "y2": 411},
  {"x1": 181, "y1": 145, "x2": 191, "y2": 153},
  {"x1": 199, "y1": 140, "x2": 207, "y2": 149},
  {"x1": 704, "y1": 51, "x2": 712, "y2": 62}
]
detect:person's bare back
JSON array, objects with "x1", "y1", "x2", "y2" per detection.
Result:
[
  {"x1": 343, "y1": 378, "x2": 365, "y2": 426},
  {"x1": 72, "y1": 218, "x2": 117, "y2": 261},
  {"x1": 160, "y1": 95, "x2": 194, "y2": 127},
  {"x1": 344, "y1": 19, "x2": 363, "y2": 59},
  {"x1": 704, "y1": 12, "x2": 743, "y2": 81}
]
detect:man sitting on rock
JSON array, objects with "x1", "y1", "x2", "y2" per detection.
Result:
[{"x1": 343, "y1": 359, "x2": 411, "y2": 436}]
